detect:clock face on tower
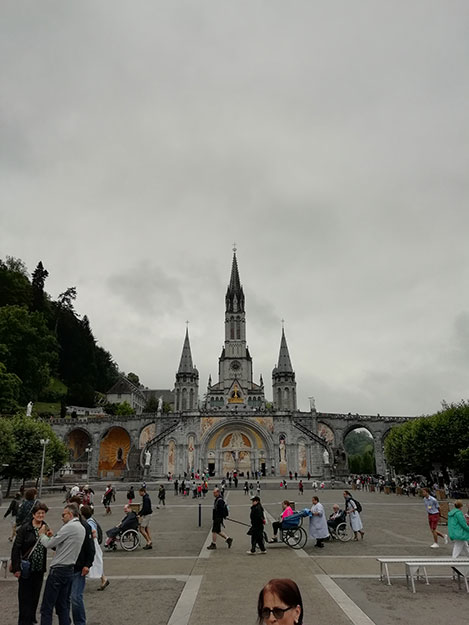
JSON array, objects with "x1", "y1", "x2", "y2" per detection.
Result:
[{"x1": 230, "y1": 360, "x2": 241, "y2": 371}]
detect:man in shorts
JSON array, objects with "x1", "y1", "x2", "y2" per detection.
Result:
[
  {"x1": 137, "y1": 488, "x2": 153, "y2": 550},
  {"x1": 206, "y1": 487, "x2": 233, "y2": 550},
  {"x1": 422, "y1": 488, "x2": 447, "y2": 548}
]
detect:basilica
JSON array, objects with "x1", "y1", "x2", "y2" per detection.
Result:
[{"x1": 54, "y1": 251, "x2": 411, "y2": 480}]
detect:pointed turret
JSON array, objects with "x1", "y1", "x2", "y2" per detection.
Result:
[
  {"x1": 174, "y1": 327, "x2": 199, "y2": 411},
  {"x1": 272, "y1": 325, "x2": 297, "y2": 411},
  {"x1": 177, "y1": 328, "x2": 195, "y2": 374},
  {"x1": 225, "y1": 251, "x2": 245, "y2": 313},
  {"x1": 275, "y1": 328, "x2": 294, "y2": 373}
]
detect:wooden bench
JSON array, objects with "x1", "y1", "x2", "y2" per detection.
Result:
[
  {"x1": 405, "y1": 560, "x2": 469, "y2": 593},
  {"x1": 1, "y1": 557, "x2": 9, "y2": 578},
  {"x1": 377, "y1": 557, "x2": 469, "y2": 586}
]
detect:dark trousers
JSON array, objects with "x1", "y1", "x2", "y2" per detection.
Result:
[
  {"x1": 40, "y1": 565, "x2": 74, "y2": 625},
  {"x1": 250, "y1": 529, "x2": 266, "y2": 553},
  {"x1": 272, "y1": 521, "x2": 282, "y2": 537},
  {"x1": 18, "y1": 571, "x2": 44, "y2": 625}
]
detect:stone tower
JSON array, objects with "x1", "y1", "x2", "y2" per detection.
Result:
[
  {"x1": 204, "y1": 250, "x2": 265, "y2": 409},
  {"x1": 272, "y1": 327, "x2": 297, "y2": 411},
  {"x1": 174, "y1": 327, "x2": 199, "y2": 411}
]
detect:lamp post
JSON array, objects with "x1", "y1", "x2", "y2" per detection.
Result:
[
  {"x1": 39, "y1": 438, "x2": 50, "y2": 498},
  {"x1": 85, "y1": 446, "x2": 93, "y2": 480}
]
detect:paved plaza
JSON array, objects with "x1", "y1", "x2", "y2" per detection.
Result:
[{"x1": 1, "y1": 483, "x2": 467, "y2": 625}]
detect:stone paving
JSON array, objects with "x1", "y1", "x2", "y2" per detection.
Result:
[{"x1": 1, "y1": 482, "x2": 468, "y2": 625}]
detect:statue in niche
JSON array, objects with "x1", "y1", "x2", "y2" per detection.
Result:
[
  {"x1": 26, "y1": 401, "x2": 33, "y2": 416},
  {"x1": 279, "y1": 437, "x2": 286, "y2": 463},
  {"x1": 157, "y1": 396, "x2": 163, "y2": 413},
  {"x1": 323, "y1": 449, "x2": 330, "y2": 465},
  {"x1": 188, "y1": 436, "x2": 195, "y2": 472},
  {"x1": 144, "y1": 450, "x2": 151, "y2": 466}
]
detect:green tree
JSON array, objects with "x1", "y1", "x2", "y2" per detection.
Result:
[
  {"x1": 31, "y1": 261, "x2": 49, "y2": 312},
  {"x1": 115, "y1": 401, "x2": 135, "y2": 416},
  {"x1": 0, "y1": 256, "x2": 31, "y2": 309},
  {"x1": 143, "y1": 396, "x2": 159, "y2": 413},
  {"x1": 0, "y1": 306, "x2": 59, "y2": 402},
  {"x1": 0, "y1": 362, "x2": 22, "y2": 413},
  {"x1": 126, "y1": 372, "x2": 140, "y2": 386},
  {"x1": 384, "y1": 401, "x2": 469, "y2": 480},
  {"x1": 0, "y1": 415, "x2": 16, "y2": 468},
  {"x1": 0, "y1": 415, "x2": 67, "y2": 492}
]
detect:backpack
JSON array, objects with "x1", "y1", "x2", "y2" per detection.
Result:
[
  {"x1": 95, "y1": 519, "x2": 103, "y2": 545},
  {"x1": 220, "y1": 499, "x2": 229, "y2": 519},
  {"x1": 351, "y1": 498, "x2": 362, "y2": 513}
]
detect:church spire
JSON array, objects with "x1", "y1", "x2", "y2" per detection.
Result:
[
  {"x1": 272, "y1": 324, "x2": 296, "y2": 411},
  {"x1": 177, "y1": 327, "x2": 195, "y2": 374},
  {"x1": 175, "y1": 326, "x2": 199, "y2": 411},
  {"x1": 225, "y1": 248, "x2": 245, "y2": 313},
  {"x1": 276, "y1": 328, "x2": 294, "y2": 373}
]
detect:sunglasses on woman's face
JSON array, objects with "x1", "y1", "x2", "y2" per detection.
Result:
[{"x1": 261, "y1": 606, "x2": 293, "y2": 620}]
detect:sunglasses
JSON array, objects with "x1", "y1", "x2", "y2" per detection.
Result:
[{"x1": 261, "y1": 606, "x2": 293, "y2": 620}]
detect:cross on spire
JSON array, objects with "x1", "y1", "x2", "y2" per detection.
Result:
[{"x1": 232, "y1": 242, "x2": 237, "y2": 253}]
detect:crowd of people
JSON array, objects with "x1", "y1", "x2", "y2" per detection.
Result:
[
  {"x1": 4, "y1": 482, "x2": 162, "y2": 624},
  {"x1": 3, "y1": 476, "x2": 469, "y2": 625}
]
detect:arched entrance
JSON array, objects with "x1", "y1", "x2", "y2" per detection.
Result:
[
  {"x1": 98, "y1": 426, "x2": 131, "y2": 478},
  {"x1": 67, "y1": 428, "x2": 91, "y2": 461},
  {"x1": 67, "y1": 428, "x2": 92, "y2": 475},
  {"x1": 201, "y1": 421, "x2": 273, "y2": 478},
  {"x1": 343, "y1": 426, "x2": 376, "y2": 474}
]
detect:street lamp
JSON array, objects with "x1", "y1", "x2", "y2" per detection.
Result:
[
  {"x1": 39, "y1": 438, "x2": 50, "y2": 498},
  {"x1": 85, "y1": 446, "x2": 93, "y2": 479}
]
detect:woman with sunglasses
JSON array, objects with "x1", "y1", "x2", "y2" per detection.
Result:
[{"x1": 257, "y1": 578, "x2": 303, "y2": 624}]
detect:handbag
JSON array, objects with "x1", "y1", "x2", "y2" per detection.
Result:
[
  {"x1": 20, "y1": 536, "x2": 40, "y2": 579},
  {"x1": 20, "y1": 559, "x2": 31, "y2": 579}
]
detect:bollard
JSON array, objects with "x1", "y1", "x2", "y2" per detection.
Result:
[{"x1": 198, "y1": 502, "x2": 202, "y2": 527}]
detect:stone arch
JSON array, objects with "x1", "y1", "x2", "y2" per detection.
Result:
[
  {"x1": 200, "y1": 419, "x2": 274, "y2": 478},
  {"x1": 98, "y1": 426, "x2": 131, "y2": 478},
  {"x1": 342, "y1": 424, "x2": 377, "y2": 475},
  {"x1": 66, "y1": 428, "x2": 92, "y2": 462},
  {"x1": 139, "y1": 422, "x2": 156, "y2": 448}
]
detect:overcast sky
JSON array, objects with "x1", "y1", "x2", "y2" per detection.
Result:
[{"x1": 2, "y1": 2, "x2": 469, "y2": 416}]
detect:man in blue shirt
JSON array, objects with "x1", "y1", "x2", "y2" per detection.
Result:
[{"x1": 422, "y1": 488, "x2": 447, "y2": 548}]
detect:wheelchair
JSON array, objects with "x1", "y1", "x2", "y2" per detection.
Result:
[
  {"x1": 328, "y1": 513, "x2": 353, "y2": 542},
  {"x1": 105, "y1": 528, "x2": 141, "y2": 552},
  {"x1": 279, "y1": 512, "x2": 308, "y2": 549}
]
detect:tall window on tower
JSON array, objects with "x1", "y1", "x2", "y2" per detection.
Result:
[
  {"x1": 236, "y1": 316, "x2": 241, "y2": 339},
  {"x1": 230, "y1": 317, "x2": 235, "y2": 339}
]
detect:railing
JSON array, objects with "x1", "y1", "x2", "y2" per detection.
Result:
[
  {"x1": 292, "y1": 419, "x2": 329, "y2": 449},
  {"x1": 144, "y1": 419, "x2": 181, "y2": 450}
]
